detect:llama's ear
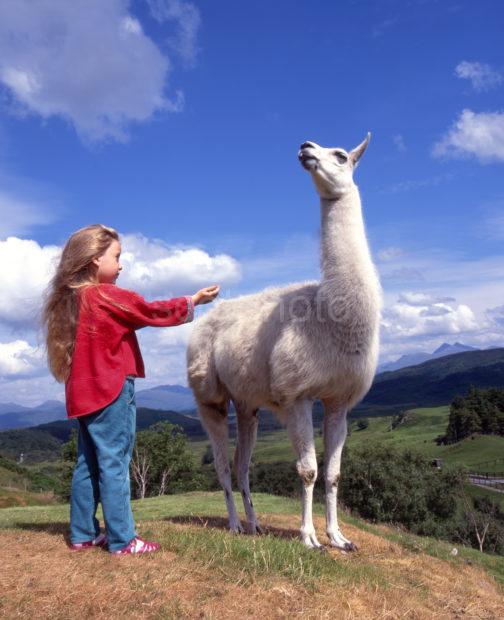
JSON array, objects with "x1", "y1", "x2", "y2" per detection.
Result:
[{"x1": 349, "y1": 132, "x2": 371, "y2": 166}]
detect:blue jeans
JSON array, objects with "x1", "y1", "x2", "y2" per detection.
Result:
[{"x1": 70, "y1": 377, "x2": 136, "y2": 552}]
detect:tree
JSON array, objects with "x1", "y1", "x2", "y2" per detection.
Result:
[
  {"x1": 455, "y1": 488, "x2": 504, "y2": 555},
  {"x1": 357, "y1": 418, "x2": 369, "y2": 431},
  {"x1": 131, "y1": 445, "x2": 150, "y2": 499},
  {"x1": 444, "y1": 387, "x2": 504, "y2": 443},
  {"x1": 339, "y1": 443, "x2": 463, "y2": 532},
  {"x1": 57, "y1": 429, "x2": 79, "y2": 501},
  {"x1": 130, "y1": 422, "x2": 202, "y2": 498},
  {"x1": 61, "y1": 428, "x2": 78, "y2": 462}
]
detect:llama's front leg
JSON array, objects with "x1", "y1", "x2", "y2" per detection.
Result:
[
  {"x1": 323, "y1": 403, "x2": 357, "y2": 551},
  {"x1": 198, "y1": 402, "x2": 243, "y2": 533},
  {"x1": 234, "y1": 407, "x2": 262, "y2": 534},
  {"x1": 286, "y1": 399, "x2": 322, "y2": 549}
]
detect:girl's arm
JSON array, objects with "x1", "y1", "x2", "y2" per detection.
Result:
[{"x1": 96, "y1": 285, "x2": 194, "y2": 329}]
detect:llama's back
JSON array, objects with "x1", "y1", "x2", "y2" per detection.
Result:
[{"x1": 186, "y1": 282, "x2": 318, "y2": 406}]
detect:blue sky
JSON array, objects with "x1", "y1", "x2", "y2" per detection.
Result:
[{"x1": 0, "y1": 0, "x2": 503, "y2": 405}]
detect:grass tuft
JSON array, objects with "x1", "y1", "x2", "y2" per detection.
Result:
[{"x1": 154, "y1": 521, "x2": 381, "y2": 590}]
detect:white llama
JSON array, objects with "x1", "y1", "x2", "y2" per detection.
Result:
[{"x1": 187, "y1": 135, "x2": 381, "y2": 550}]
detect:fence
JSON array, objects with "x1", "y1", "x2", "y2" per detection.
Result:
[{"x1": 468, "y1": 472, "x2": 504, "y2": 492}]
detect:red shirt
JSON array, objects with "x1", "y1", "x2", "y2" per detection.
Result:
[{"x1": 65, "y1": 283, "x2": 194, "y2": 418}]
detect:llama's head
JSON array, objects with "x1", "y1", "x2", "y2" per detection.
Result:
[{"x1": 298, "y1": 134, "x2": 370, "y2": 199}]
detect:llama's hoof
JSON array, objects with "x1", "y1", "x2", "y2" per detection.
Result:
[
  {"x1": 301, "y1": 532, "x2": 323, "y2": 550},
  {"x1": 247, "y1": 523, "x2": 264, "y2": 535},
  {"x1": 230, "y1": 522, "x2": 244, "y2": 534},
  {"x1": 327, "y1": 531, "x2": 357, "y2": 551}
]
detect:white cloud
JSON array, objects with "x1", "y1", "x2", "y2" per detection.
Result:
[
  {"x1": 432, "y1": 109, "x2": 504, "y2": 163},
  {"x1": 381, "y1": 267, "x2": 425, "y2": 285},
  {"x1": 381, "y1": 295, "x2": 479, "y2": 341},
  {"x1": 0, "y1": 237, "x2": 60, "y2": 328},
  {"x1": 377, "y1": 246, "x2": 405, "y2": 262},
  {"x1": 118, "y1": 234, "x2": 242, "y2": 297},
  {"x1": 393, "y1": 134, "x2": 406, "y2": 152},
  {"x1": 455, "y1": 61, "x2": 503, "y2": 92},
  {"x1": 382, "y1": 173, "x2": 454, "y2": 194},
  {"x1": 0, "y1": 372, "x2": 64, "y2": 407},
  {"x1": 0, "y1": 0, "x2": 199, "y2": 143},
  {"x1": 397, "y1": 292, "x2": 455, "y2": 307},
  {"x1": 486, "y1": 305, "x2": 504, "y2": 328},
  {"x1": 147, "y1": 0, "x2": 201, "y2": 66},
  {"x1": 0, "y1": 339, "x2": 45, "y2": 377},
  {"x1": 372, "y1": 17, "x2": 399, "y2": 38},
  {"x1": 135, "y1": 323, "x2": 194, "y2": 389}
]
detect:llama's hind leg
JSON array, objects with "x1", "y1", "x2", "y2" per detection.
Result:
[
  {"x1": 323, "y1": 402, "x2": 357, "y2": 551},
  {"x1": 234, "y1": 406, "x2": 262, "y2": 534},
  {"x1": 286, "y1": 399, "x2": 322, "y2": 549},
  {"x1": 198, "y1": 401, "x2": 243, "y2": 533}
]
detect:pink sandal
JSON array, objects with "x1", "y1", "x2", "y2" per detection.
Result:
[
  {"x1": 112, "y1": 536, "x2": 160, "y2": 555},
  {"x1": 69, "y1": 533, "x2": 107, "y2": 551}
]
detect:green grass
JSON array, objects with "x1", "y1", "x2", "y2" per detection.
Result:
[
  {"x1": 152, "y1": 524, "x2": 378, "y2": 589},
  {"x1": 0, "y1": 491, "x2": 313, "y2": 529}
]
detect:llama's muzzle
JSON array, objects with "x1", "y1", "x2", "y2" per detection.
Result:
[{"x1": 298, "y1": 146, "x2": 318, "y2": 171}]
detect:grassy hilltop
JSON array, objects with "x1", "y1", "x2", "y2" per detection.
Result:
[{"x1": 1, "y1": 491, "x2": 503, "y2": 618}]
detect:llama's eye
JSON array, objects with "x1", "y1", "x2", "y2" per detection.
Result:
[{"x1": 334, "y1": 152, "x2": 348, "y2": 164}]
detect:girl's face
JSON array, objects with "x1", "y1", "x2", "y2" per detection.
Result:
[{"x1": 93, "y1": 239, "x2": 122, "y2": 284}]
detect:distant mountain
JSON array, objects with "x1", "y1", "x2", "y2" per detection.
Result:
[
  {"x1": 0, "y1": 400, "x2": 66, "y2": 431},
  {"x1": 378, "y1": 342, "x2": 479, "y2": 373},
  {"x1": 364, "y1": 347, "x2": 504, "y2": 409},
  {"x1": 0, "y1": 402, "x2": 27, "y2": 415},
  {"x1": 135, "y1": 384, "x2": 196, "y2": 414},
  {"x1": 0, "y1": 384, "x2": 196, "y2": 432}
]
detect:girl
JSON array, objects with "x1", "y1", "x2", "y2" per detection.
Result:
[{"x1": 43, "y1": 224, "x2": 219, "y2": 554}]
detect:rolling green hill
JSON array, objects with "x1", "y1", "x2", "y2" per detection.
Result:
[{"x1": 364, "y1": 348, "x2": 504, "y2": 408}]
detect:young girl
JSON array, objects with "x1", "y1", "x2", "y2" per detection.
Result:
[{"x1": 43, "y1": 224, "x2": 219, "y2": 554}]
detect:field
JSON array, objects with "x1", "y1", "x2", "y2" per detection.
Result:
[
  {"x1": 1, "y1": 491, "x2": 503, "y2": 619},
  {"x1": 192, "y1": 405, "x2": 504, "y2": 472}
]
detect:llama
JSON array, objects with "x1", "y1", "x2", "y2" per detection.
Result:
[{"x1": 187, "y1": 135, "x2": 381, "y2": 550}]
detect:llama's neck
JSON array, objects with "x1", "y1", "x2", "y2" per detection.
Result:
[{"x1": 319, "y1": 186, "x2": 380, "y2": 328}]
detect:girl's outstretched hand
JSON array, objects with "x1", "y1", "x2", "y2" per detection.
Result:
[{"x1": 192, "y1": 285, "x2": 220, "y2": 306}]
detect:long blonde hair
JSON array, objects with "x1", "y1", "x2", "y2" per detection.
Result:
[{"x1": 43, "y1": 224, "x2": 119, "y2": 382}]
